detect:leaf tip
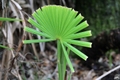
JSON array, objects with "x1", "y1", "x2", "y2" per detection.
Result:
[
  {"x1": 86, "y1": 42, "x2": 92, "y2": 48},
  {"x1": 22, "y1": 40, "x2": 25, "y2": 44},
  {"x1": 85, "y1": 21, "x2": 89, "y2": 26},
  {"x1": 72, "y1": 70, "x2": 75, "y2": 73},
  {"x1": 32, "y1": 12, "x2": 36, "y2": 16},
  {"x1": 89, "y1": 30, "x2": 92, "y2": 36},
  {"x1": 90, "y1": 43, "x2": 92, "y2": 48},
  {"x1": 85, "y1": 56, "x2": 88, "y2": 61},
  {"x1": 28, "y1": 17, "x2": 31, "y2": 21}
]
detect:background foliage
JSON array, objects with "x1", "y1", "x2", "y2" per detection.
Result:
[{"x1": 75, "y1": 0, "x2": 120, "y2": 37}]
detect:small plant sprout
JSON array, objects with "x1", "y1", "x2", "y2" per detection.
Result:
[{"x1": 23, "y1": 5, "x2": 92, "y2": 80}]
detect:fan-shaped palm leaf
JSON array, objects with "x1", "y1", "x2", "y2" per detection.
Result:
[{"x1": 23, "y1": 5, "x2": 92, "y2": 79}]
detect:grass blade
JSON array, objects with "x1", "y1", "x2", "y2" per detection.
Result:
[
  {"x1": 28, "y1": 18, "x2": 44, "y2": 31},
  {"x1": 0, "y1": 44, "x2": 12, "y2": 50},
  {"x1": 66, "y1": 30, "x2": 92, "y2": 39},
  {"x1": 23, "y1": 39, "x2": 54, "y2": 44},
  {"x1": 61, "y1": 42, "x2": 74, "y2": 72},
  {"x1": 66, "y1": 21, "x2": 89, "y2": 36},
  {"x1": 66, "y1": 39, "x2": 92, "y2": 48},
  {"x1": 0, "y1": 17, "x2": 21, "y2": 21},
  {"x1": 63, "y1": 42, "x2": 88, "y2": 60},
  {"x1": 24, "y1": 27, "x2": 51, "y2": 38}
]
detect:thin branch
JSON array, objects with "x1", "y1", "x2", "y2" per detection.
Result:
[
  {"x1": 28, "y1": 33, "x2": 39, "y2": 60},
  {"x1": 96, "y1": 65, "x2": 120, "y2": 80}
]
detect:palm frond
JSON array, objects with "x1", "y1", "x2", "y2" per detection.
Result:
[{"x1": 23, "y1": 5, "x2": 92, "y2": 74}]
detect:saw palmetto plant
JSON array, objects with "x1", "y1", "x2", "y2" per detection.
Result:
[{"x1": 23, "y1": 5, "x2": 92, "y2": 80}]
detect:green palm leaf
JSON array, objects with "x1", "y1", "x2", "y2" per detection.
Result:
[
  {"x1": 0, "y1": 44, "x2": 12, "y2": 50},
  {"x1": 23, "y1": 5, "x2": 92, "y2": 79},
  {"x1": 0, "y1": 17, "x2": 21, "y2": 21}
]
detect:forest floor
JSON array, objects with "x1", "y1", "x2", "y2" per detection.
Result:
[{"x1": 1, "y1": 40, "x2": 120, "y2": 80}]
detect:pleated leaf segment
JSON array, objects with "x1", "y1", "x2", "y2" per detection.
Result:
[{"x1": 23, "y1": 5, "x2": 92, "y2": 74}]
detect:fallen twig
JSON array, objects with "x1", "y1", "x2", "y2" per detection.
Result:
[{"x1": 96, "y1": 65, "x2": 120, "y2": 80}]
